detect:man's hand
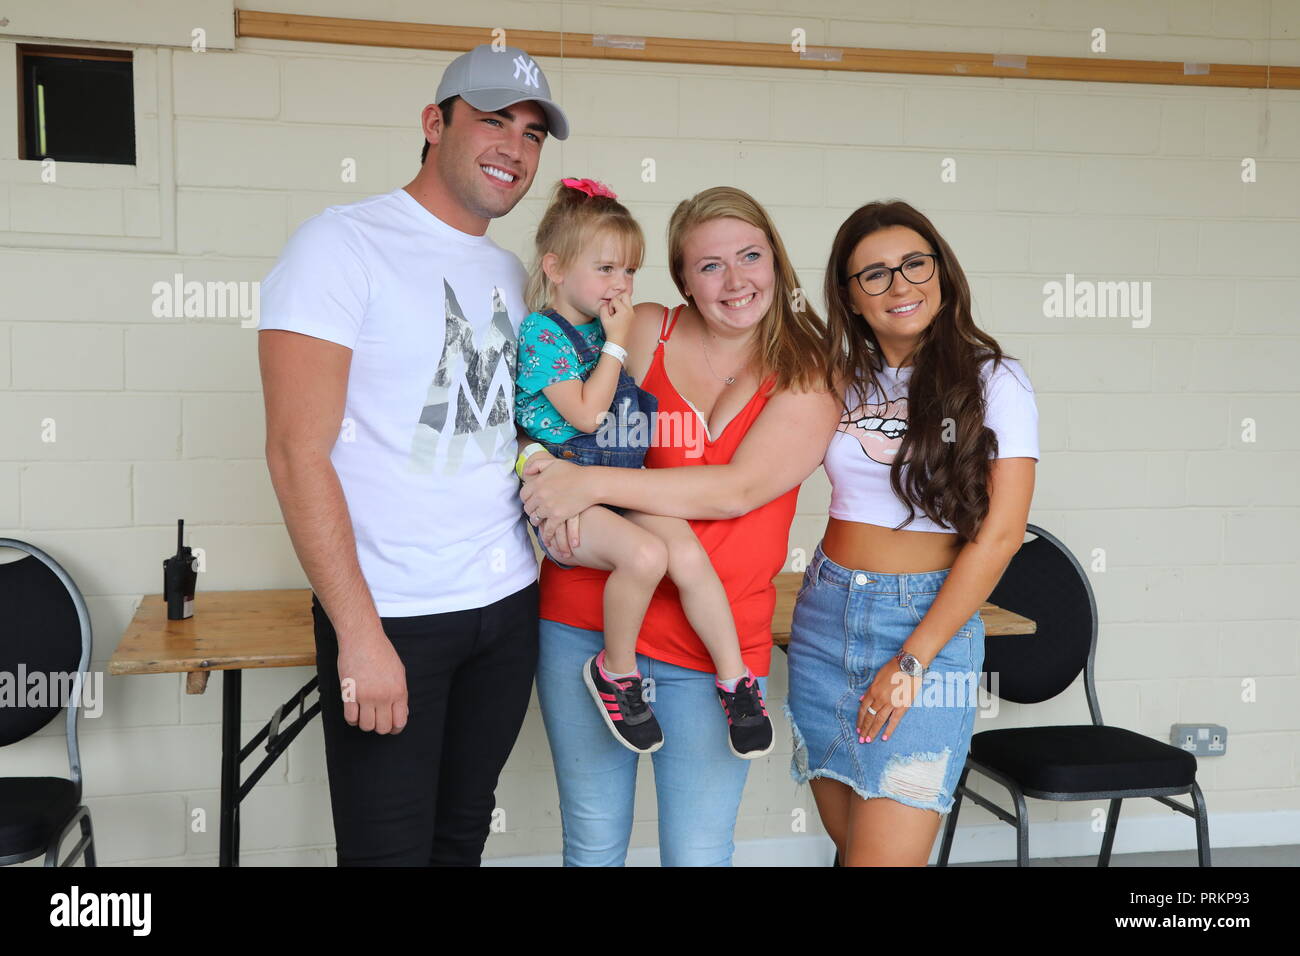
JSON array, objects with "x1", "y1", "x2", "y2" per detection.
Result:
[
  {"x1": 337, "y1": 629, "x2": 409, "y2": 734},
  {"x1": 520, "y1": 445, "x2": 554, "y2": 476},
  {"x1": 520, "y1": 456, "x2": 597, "y2": 525}
]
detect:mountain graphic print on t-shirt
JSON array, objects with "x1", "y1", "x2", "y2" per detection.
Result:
[{"x1": 408, "y1": 279, "x2": 518, "y2": 476}]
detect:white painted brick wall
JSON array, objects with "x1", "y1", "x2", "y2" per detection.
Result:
[
  {"x1": 9, "y1": 185, "x2": 126, "y2": 236},
  {"x1": 171, "y1": 49, "x2": 280, "y2": 119},
  {"x1": 1, "y1": 0, "x2": 1297, "y2": 866}
]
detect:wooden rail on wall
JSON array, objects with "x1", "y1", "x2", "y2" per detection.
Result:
[{"x1": 236, "y1": 9, "x2": 1300, "y2": 91}]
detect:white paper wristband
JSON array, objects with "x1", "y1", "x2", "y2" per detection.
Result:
[{"x1": 601, "y1": 341, "x2": 628, "y2": 363}]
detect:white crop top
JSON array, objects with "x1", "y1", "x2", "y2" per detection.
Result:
[{"x1": 823, "y1": 356, "x2": 1039, "y2": 534}]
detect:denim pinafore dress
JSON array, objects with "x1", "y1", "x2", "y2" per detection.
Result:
[
  {"x1": 523, "y1": 309, "x2": 658, "y2": 567},
  {"x1": 531, "y1": 308, "x2": 659, "y2": 471}
]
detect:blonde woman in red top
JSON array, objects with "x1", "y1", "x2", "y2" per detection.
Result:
[{"x1": 519, "y1": 187, "x2": 840, "y2": 865}]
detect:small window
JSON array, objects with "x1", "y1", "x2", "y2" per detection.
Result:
[{"x1": 18, "y1": 45, "x2": 135, "y2": 165}]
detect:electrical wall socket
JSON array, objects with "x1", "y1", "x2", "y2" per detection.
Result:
[{"x1": 1170, "y1": 723, "x2": 1227, "y2": 756}]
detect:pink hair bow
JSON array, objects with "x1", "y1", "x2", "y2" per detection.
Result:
[{"x1": 561, "y1": 177, "x2": 618, "y2": 199}]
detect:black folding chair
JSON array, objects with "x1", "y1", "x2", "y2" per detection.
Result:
[
  {"x1": 0, "y1": 539, "x2": 97, "y2": 866},
  {"x1": 937, "y1": 524, "x2": 1210, "y2": 867}
]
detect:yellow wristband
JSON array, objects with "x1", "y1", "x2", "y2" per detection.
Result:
[{"x1": 516, "y1": 442, "x2": 545, "y2": 478}]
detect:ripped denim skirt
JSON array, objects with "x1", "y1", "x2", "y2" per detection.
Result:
[{"x1": 783, "y1": 540, "x2": 986, "y2": 815}]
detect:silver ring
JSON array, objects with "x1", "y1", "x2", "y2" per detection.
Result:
[{"x1": 866, "y1": 705, "x2": 878, "y2": 715}]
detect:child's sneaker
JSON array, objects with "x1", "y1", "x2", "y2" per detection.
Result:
[
  {"x1": 715, "y1": 671, "x2": 774, "y2": 759},
  {"x1": 583, "y1": 652, "x2": 664, "y2": 754}
]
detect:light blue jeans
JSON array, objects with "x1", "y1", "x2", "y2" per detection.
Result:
[{"x1": 536, "y1": 619, "x2": 765, "y2": 866}]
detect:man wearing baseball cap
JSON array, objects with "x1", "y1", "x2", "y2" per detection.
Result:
[{"x1": 257, "y1": 44, "x2": 568, "y2": 865}]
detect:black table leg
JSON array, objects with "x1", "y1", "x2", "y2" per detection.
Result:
[
  {"x1": 220, "y1": 669, "x2": 241, "y2": 867},
  {"x1": 216, "y1": 670, "x2": 320, "y2": 867}
]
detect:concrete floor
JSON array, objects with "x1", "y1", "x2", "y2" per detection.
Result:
[{"x1": 952, "y1": 844, "x2": 1300, "y2": 866}]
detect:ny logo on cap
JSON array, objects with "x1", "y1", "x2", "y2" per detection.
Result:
[{"x1": 512, "y1": 54, "x2": 540, "y2": 88}]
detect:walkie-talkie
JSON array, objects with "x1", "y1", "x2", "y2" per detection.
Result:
[{"x1": 163, "y1": 518, "x2": 198, "y2": 620}]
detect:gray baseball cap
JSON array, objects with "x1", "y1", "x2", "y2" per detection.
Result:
[{"x1": 435, "y1": 44, "x2": 570, "y2": 140}]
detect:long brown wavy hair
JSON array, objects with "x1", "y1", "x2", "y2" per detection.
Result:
[
  {"x1": 667, "y1": 187, "x2": 830, "y2": 394},
  {"x1": 823, "y1": 200, "x2": 1017, "y2": 541}
]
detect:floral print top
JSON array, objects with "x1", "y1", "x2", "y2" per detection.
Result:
[{"x1": 514, "y1": 309, "x2": 606, "y2": 443}]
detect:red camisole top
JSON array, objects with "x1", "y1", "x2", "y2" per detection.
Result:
[{"x1": 537, "y1": 304, "x2": 801, "y2": 677}]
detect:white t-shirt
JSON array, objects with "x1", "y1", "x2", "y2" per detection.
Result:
[
  {"x1": 823, "y1": 356, "x2": 1039, "y2": 534},
  {"x1": 258, "y1": 188, "x2": 537, "y2": 615}
]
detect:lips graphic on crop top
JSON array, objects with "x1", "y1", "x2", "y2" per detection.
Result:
[{"x1": 838, "y1": 396, "x2": 908, "y2": 466}]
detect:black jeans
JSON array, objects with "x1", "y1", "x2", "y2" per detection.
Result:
[{"x1": 311, "y1": 581, "x2": 539, "y2": 866}]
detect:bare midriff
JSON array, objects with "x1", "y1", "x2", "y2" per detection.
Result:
[{"x1": 820, "y1": 516, "x2": 963, "y2": 575}]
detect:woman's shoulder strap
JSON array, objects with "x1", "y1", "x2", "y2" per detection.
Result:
[{"x1": 659, "y1": 303, "x2": 687, "y2": 343}]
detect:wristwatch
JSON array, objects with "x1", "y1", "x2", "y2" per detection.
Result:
[
  {"x1": 515, "y1": 442, "x2": 546, "y2": 479},
  {"x1": 895, "y1": 651, "x2": 924, "y2": 679}
]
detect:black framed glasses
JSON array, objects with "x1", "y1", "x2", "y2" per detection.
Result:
[{"x1": 849, "y1": 253, "x2": 939, "y2": 296}]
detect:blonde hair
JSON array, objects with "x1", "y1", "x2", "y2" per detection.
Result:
[
  {"x1": 525, "y1": 180, "x2": 645, "y2": 313},
  {"x1": 667, "y1": 186, "x2": 830, "y2": 394}
]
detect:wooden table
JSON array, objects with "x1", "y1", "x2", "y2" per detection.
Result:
[
  {"x1": 110, "y1": 589, "x2": 317, "y2": 867},
  {"x1": 109, "y1": 576, "x2": 1035, "y2": 865}
]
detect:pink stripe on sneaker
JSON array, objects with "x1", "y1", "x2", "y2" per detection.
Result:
[{"x1": 597, "y1": 651, "x2": 642, "y2": 683}]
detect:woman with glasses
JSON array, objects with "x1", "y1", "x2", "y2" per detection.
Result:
[{"x1": 785, "y1": 200, "x2": 1039, "y2": 865}]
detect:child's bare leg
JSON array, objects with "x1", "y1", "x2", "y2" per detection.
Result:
[
  {"x1": 619, "y1": 510, "x2": 746, "y2": 682},
  {"x1": 551, "y1": 505, "x2": 667, "y2": 674}
]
